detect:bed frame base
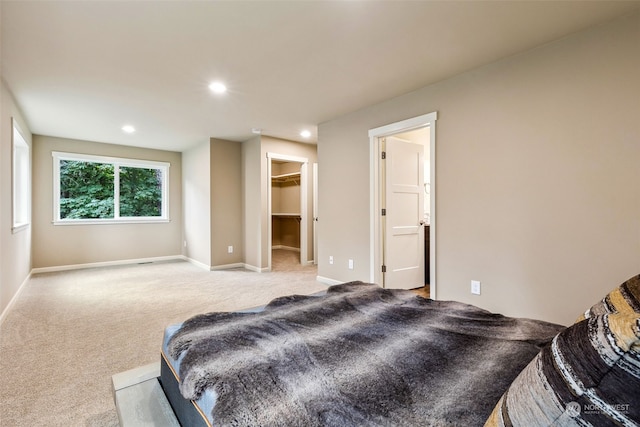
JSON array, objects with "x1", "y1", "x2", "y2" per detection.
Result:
[{"x1": 112, "y1": 362, "x2": 180, "y2": 427}]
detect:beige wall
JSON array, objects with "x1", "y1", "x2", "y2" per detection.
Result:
[
  {"x1": 183, "y1": 138, "x2": 243, "y2": 269},
  {"x1": 272, "y1": 179, "x2": 302, "y2": 249},
  {"x1": 183, "y1": 140, "x2": 211, "y2": 267},
  {"x1": 210, "y1": 138, "x2": 243, "y2": 267},
  {"x1": 274, "y1": 181, "x2": 301, "y2": 215},
  {"x1": 32, "y1": 135, "x2": 183, "y2": 268},
  {"x1": 242, "y1": 136, "x2": 262, "y2": 269},
  {"x1": 0, "y1": 80, "x2": 33, "y2": 316},
  {"x1": 318, "y1": 12, "x2": 640, "y2": 325}
]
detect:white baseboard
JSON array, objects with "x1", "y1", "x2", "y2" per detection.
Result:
[
  {"x1": 244, "y1": 264, "x2": 270, "y2": 273},
  {"x1": 0, "y1": 272, "x2": 32, "y2": 326},
  {"x1": 316, "y1": 276, "x2": 343, "y2": 286},
  {"x1": 181, "y1": 256, "x2": 211, "y2": 271},
  {"x1": 211, "y1": 263, "x2": 245, "y2": 271},
  {"x1": 182, "y1": 257, "x2": 268, "y2": 273},
  {"x1": 30, "y1": 255, "x2": 185, "y2": 275}
]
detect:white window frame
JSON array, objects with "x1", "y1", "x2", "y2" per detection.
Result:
[
  {"x1": 12, "y1": 118, "x2": 30, "y2": 232},
  {"x1": 52, "y1": 151, "x2": 170, "y2": 225}
]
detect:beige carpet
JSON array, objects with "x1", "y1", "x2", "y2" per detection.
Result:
[{"x1": 0, "y1": 250, "x2": 326, "y2": 426}]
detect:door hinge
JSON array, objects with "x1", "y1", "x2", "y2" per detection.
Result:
[
  {"x1": 382, "y1": 265, "x2": 387, "y2": 273},
  {"x1": 381, "y1": 151, "x2": 386, "y2": 159},
  {"x1": 381, "y1": 208, "x2": 386, "y2": 216}
]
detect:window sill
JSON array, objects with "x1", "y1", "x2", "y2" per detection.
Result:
[{"x1": 53, "y1": 218, "x2": 170, "y2": 226}]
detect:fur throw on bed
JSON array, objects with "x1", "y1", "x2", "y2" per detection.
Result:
[{"x1": 167, "y1": 282, "x2": 564, "y2": 426}]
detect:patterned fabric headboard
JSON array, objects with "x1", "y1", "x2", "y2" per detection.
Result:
[
  {"x1": 485, "y1": 274, "x2": 640, "y2": 427},
  {"x1": 577, "y1": 274, "x2": 640, "y2": 321}
]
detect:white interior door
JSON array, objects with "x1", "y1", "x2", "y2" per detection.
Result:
[{"x1": 384, "y1": 137, "x2": 425, "y2": 289}]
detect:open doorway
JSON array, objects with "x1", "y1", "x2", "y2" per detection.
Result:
[
  {"x1": 267, "y1": 153, "x2": 309, "y2": 272},
  {"x1": 369, "y1": 112, "x2": 437, "y2": 298}
]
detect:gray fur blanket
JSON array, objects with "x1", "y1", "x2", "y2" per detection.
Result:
[{"x1": 167, "y1": 282, "x2": 564, "y2": 426}]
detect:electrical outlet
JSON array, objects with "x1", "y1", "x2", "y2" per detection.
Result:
[
  {"x1": 227, "y1": 246, "x2": 233, "y2": 254},
  {"x1": 471, "y1": 280, "x2": 481, "y2": 295},
  {"x1": 348, "y1": 259, "x2": 354, "y2": 270},
  {"x1": 329, "y1": 256, "x2": 334, "y2": 265}
]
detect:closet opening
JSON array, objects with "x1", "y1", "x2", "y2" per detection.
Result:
[{"x1": 266, "y1": 153, "x2": 310, "y2": 272}]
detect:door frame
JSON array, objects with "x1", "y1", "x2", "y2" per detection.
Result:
[
  {"x1": 368, "y1": 112, "x2": 437, "y2": 296},
  {"x1": 266, "y1": 152, "x2": 309, "y2": 270},
  {"x1": 313, "y1": 162, "x2": 318, "y2": 265}
]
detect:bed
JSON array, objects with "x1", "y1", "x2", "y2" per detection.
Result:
[{"x1": 153, "y1": 276, "x2": 640, "y2": 427}]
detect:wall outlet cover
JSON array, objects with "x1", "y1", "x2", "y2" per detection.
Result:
[{"x1": 471, "y1": 280, "x2": 481, "y2": 295}]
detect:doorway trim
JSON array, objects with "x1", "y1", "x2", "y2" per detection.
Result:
[
  {"x1": 313, "y1": 162, "x2": 318, "y2": 265},
  {"x1": 368, "y1": 112, "x2": 438, "y2": 297},
  {"x1": 266, "y1": 152, "x2": 309, "y2": 271}
]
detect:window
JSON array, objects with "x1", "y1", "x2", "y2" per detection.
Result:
[
  {"x1": 52, "y1": 152, "x2": 169, "y2": 224},
  {"x1": 12, "y1": 119, "x2": 30, "y2": 232}
]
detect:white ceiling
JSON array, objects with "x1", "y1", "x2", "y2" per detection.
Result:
[{"x1": 2, "y1": 1, "x2": 638, "y2": 152}]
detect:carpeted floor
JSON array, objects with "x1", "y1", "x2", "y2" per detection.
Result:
[{"x1": 0, "y1": 250, "x2": 326, "y2": 426}]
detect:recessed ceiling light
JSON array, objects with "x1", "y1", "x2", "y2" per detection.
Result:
[
  {"x1": 122, "y1": 125, "x2": 135, "y2": 134},
  {"x1": 209, "y1": 81, "x2": 227, "y2": 94},
  {"x1": 300, "y1": 130, "x2": 311, "y2": 138}
]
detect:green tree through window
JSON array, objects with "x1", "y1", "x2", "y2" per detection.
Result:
[
  {"x1": 120, "y1": 167, "x2": 162, "y2": 217},
  {"x1": 54, "y1": 152, "x2": 169, "y2": 223},
  {"x1": 60, "y1": 160, "x2": 115, "y2": 219}
]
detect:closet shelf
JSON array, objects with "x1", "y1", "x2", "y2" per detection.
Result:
[
  {"x1": 271, "y1": 172, "x2": 301, "y2": 183},
  {"x1": 272, "y1": 213, "x2": 301, "y2": 218}
]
